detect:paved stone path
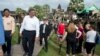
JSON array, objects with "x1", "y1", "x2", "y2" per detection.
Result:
[{"x1": 11, "y1": 40, "x2": 43, "y2": 56}]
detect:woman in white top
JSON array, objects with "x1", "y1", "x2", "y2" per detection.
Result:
[{"x1": 85, "y1": 25, "x2": 96, "y2": 56}]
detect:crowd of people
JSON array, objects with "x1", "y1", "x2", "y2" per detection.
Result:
[
  {"x1": 0, "y1": 8, "x2": 52, "y2": 56},
  {"x1": 55, "y1": 18, "x2": 100, "y2": 56},
  {"x1": 0, "y1": 8, "x2": 100, "y2": 56}
]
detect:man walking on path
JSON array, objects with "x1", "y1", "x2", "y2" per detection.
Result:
[
  {"x1": 20, "y1": 9, "x2": 39, "y2": 56},
  {"x1": 2, "y1": 9, "x2": 15, "y2": 56},
  {"x1": 40, "y1": 18, "x2": 50, "y2": 52}
]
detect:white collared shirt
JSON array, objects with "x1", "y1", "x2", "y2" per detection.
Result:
[
  {"x1": 20, "y1": 15, "x2": 40, "y2": 37},
  {"x1": 43, "y1": 24, "x2": 46, "y2": 33}
]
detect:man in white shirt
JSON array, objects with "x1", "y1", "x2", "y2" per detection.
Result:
[{"x1": 20, "y1": 9, "x2": 39, "y2": 56}]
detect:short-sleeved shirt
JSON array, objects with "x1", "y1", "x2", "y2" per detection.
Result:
[{"x1": 86, "y1": 30, "x2": 96, "y2": 43}]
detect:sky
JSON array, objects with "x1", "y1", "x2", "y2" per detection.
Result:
[{"x1": 0, "y1": 0, "x2": 100, "y2": 11}]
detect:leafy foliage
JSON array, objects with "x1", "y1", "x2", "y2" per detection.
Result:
[{"x1": 15, "y1": 4, "x2": 50, "y2": 20}]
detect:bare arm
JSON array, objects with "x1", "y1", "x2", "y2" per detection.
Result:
[
  {"x1": 76, "y1": 30, "x2": 82, "y2": 38},
  {"x1": 62, "y1": 31, "x2": 67, "y2": 41},
  {"x1": 11, "y1": 17, "x2": 15, "y2": 34}
]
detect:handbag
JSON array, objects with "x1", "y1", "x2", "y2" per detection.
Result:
[{"x1": 95, "y1": 32, "x2": 100, "y2": 44}]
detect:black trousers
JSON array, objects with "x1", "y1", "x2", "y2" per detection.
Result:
[
  {"x1": 76, "y1": 39, "x2": 83, "y2": 53},
  {"x1": 85, "y1": 42, "x2": 95, "y2": 54},
  {"x1": 40, "y1": 33, "x2": 48, "y2": 51},
  {"x1": 22, "y1": 30, "x2": 36, "y2": 56},
  {"x1": 2, "y1": 31, "x2": 12, "y2": 54},
  {"x1": 66, "y1": 40, "x2": 76, "y2": 55}
]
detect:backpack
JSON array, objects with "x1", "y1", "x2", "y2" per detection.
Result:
[{"x1": 95, "y1": 32, "x2": 100, "y2": 44}]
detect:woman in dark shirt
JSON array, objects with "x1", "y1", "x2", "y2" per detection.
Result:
[{"x1": 62, "y1": 21, "x2": 81, "y2": 56}]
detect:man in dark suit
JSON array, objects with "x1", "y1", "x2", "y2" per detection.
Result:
[{"x1": 40, "y1": 18, "x2": 50, "y2": 52}]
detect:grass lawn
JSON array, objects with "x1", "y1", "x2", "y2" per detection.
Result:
[
  {"x1": 38, "y1": 33, "x2": 66, "y2": 56},
  {"x1": 38, "y1": 40, "x2": 66, "y2": 56},
  {"x1": 38, "y1": 33, "x2": 100, "y2": 56},
  {"x1": 95, "y1": 45, "x2": 100, "y2": 55},
  {"x1": 12, "y1": 28, "x2": 100, "y2": 56}
]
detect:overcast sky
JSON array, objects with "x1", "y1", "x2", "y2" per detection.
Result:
[{"x1": 0, "y1": 0, "x2": 100, "y2": 11}]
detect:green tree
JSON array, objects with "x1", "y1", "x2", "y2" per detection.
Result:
[
  {"x1": 67, "y1": 0, "x2": 84, "y2": 12},
  {"x1": 43, "y1": 4, "x2": 50, "y2": 16},
  {"x1": 16, "y1": 8, "x2": 23, "y2": 14},
  {"x1": 33, "y1": 5, "x2": 44, "y2": 19},
  {"x1": 28, "y1": 4, "x2": 50, "y2": 19}
]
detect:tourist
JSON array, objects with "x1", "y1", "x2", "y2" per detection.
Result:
[
  {"x1": 76, "y1": 22, "x2": 85, "y2": 54},
  {"x1": 84, "y1": 21, "x2": 90, "y2": 33},
  {"x1": 57, "y1": 21, "x2": 65, "y2": 38},
  {"x1": 83, "y1": 21, "x2": 91, "y2": 51},
  {"x1": 53, "y1": 20, "x2": 58, "y2": 34},
  {"x1": 16, "y1": 12, "x2": 25, "y2": 44},
  {"x1": 40, "y1": 18, "x2": 50, "y2": 52},
  {"x1": 62, "y1": 21, "x2": 82, "y2": 56},
  {"x1": 57, "y1": 20, "x2": 65, "y2": 53},
  {"x1": 20, "y1": 9, "x2": 39, "y2": 56},
  {"x1": 2, "y1": 9, "x2": 15, "y2": 56},
  {"x1": 85, "y1": 25, "x2": 97, "y2": 56}
]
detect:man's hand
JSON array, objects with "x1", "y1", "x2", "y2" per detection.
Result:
[
  {"x1": 76, "y1": 37, "x2": 79, "y2": 39},
  {"x1": 10, "y1": 32, "x2": 14, "y2": 36},
  {"x1": 60, "y1": 38, "x2": 64, "y2": 42}
]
